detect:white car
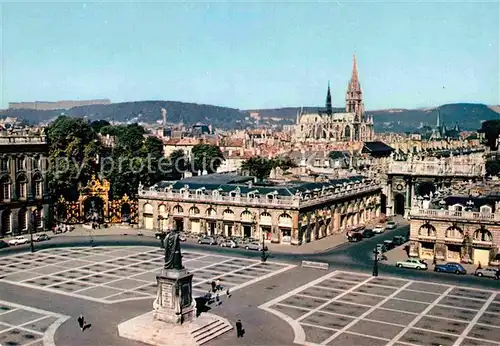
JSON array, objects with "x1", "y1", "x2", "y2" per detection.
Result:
[
  {"x1": 8, "y1": 236, "x2": 29, "y2": 246},
  {"x1": 373, "y1": 225, "x2": 385, "y2": 234},
  {"x1": 386, "y1": 221, "x2": 398, "y2": 229},
  {"x1": 219, "y1": 240, "x2": 238, "y2": 248},
  {"x1": 396, "y1": 259, "x2": 428, "y2": 270}
]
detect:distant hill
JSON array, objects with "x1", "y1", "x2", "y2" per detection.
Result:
[
  {"x1": 1, "y1": 101, "x2": 498, "y2": 132},
  {"x1": 0, "y1": 101, "x2": 249, "y2": 129}
]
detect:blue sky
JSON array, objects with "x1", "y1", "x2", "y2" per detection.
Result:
[{"x1": 1, "y1": 1, "x2": 498, "y2": 110}]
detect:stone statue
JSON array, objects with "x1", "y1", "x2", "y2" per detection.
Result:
[{"x1": 164, "y1": 230, "x2": 183, "y2": 270}]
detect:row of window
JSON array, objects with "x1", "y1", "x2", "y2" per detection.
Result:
[
  {"x1": 0, "y1": 180, "x2": 43, "y2": 201},
  {"x1": 0, "y1": 157, "x2": 44, "y2": 172},
  {"x1": 418, "y1": 225, "x2": 493, "y2": 241},
  {"x1": 1, "y1": 208, "x2": 43, "y2": 234},
  {"x1": 450, "y1": 204, "x2": 493, "y2": 213}
]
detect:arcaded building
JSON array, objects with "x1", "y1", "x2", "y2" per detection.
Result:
[
  {"x1": 409, "y1": 195, "x2": 500, "y2": 265},
  {"x1": 0, "y1": 129, "x2": 50, "y2": 236},
  {"x1": 138, "y1": 173, "x2": 381, "y2": 245}
]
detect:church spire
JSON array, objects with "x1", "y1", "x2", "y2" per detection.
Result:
[
  {"x1": 346, "y1": 54, "x2": 364, "y2": 121},
  {"x1": 436, "y1": 109, "x2": 441, "y2": 128},
  {"x1": 326, "y1": 81, "x2": 332, "y2": 115}
]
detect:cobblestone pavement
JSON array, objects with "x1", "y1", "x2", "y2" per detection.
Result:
[
  {"x1": 0, "y1": 246, "x2": 294, "y2": 304},
  {"x1": 0, "y1": 300, "x2": 69, "y2": 346},
  {"x1": 260, "y1": 270, "x2": 500, "y2": 346}
]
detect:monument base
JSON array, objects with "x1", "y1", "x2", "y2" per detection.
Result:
[
  {"x1": 153, "y1": 268, "x2": 197, "y2": 324},
  {"x1": 118, "y1": 311, "x2": 233, "y2": 346}
]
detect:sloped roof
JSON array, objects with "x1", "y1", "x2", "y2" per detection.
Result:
[{"x1": 362, "y1": 141, "x2": 394, "y2": 154}]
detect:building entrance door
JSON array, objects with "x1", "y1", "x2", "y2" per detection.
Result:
[
  {"x1": 208, "y1": 222, "x2": 216, "y2": 235},
  {"x1": 174, "y1": 218, "x2": 184, "y2": 232},
  {"x1": 394, "y1": 193, "x2": 405, "y2": 216},
  {"x1": 243, "y1": 225, "x2": 251, "y2": 238}
]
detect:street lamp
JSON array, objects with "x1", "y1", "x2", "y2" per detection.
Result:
[
  {"x1": 29, "y1": 209, "x2": 36, "y2": 253},
  {"x1": 261, "y1": 232, "x2": 267, "y2": 262},
  {"x1": 373, "y1": 246, "x2": 379, "y2": 277}
]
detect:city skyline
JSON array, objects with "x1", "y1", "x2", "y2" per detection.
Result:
[{"x1": 1, "y1": 1, "x2": 498, "y2": 110}]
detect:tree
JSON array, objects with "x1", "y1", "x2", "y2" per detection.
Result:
[
  {"x1": 273, "y1": 156, "x2": 297, "y2": 171},
  {"x1": 479, "y1": 120, "x2": 500, "y2": 150},
  {"x1": 47, "y1": 116, "x2": 101, "y2": 199},
  {"x1": 168, "y1": 150, "x2": 188, "y2": 180},
  {"x1": 191, "y1": 144, "x2": 224, "y2": 174},
  {"x1": 90, "y1": 120, "x2": 111, "y2": 133},
  {"x1": 241, "y1": 156, "x2": 275, "y2": 181},
  {"x1": 486, "y1": 159, "x2": 500, "y2": 177}
]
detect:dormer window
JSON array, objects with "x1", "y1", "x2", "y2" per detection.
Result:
[
  {"x1": 480, "y1": 205, "x2": 492, "y2": 213},
  {"x1": 451, "y1": 204, "x2": 463, "y2": 212}
]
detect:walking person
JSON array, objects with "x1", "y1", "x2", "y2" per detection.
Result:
[
  {"x1": 226, "y1": 288, "x2": 231, "y2": 298},
  {"x1": 211, "y1": 280, "x2": 216, "y2": 293},
  {"x1": 235, "y1": 319, "x2": 243, "y2": 338},
  {"x1": 77, "y1": 314, "x2": 85, "y2": 331},
  {"x1": 216, "y1": 293, "x2": 220, "y2": 305},
  {"x1": 216, "y1": 278, "x2": 221, "y2": 291}
]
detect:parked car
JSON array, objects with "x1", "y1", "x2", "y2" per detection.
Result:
[
  {"x1": 434, "y1": 262, "x2": 467, "y2": 274},
  {"x1": 220, "y1": 239, "x2": 238, "y2": 248},
  {"x1": 393, "y1": 236, "x2": 407, "y2": 246},
  {"x1": 8, "y1": 236, "x2": 29, "y2": 246},
  {"x1": 0, "y1": 240, "x2": 9, "y2": 249},
  {"x1": 361, "y1": 229, "x2": 375, "y2": 238},
  {"x1": 396, "y1": 259, "x2": 428, "y2": 270},
  {"x1": 198, "y1": 236, "x2": 217, "y2": 245},
  {"x1": 474, "y1": 267, "x2": 499, "y2": 279},
  {"x1": 386, "y1": 221, "x2": 398, "y2": 230},
  {"x1": 33, "y1": 234, "x2": 50, "y2": 242},
  {"x1": 348, "y1": 232, "x2": 363, "y2": 242},
  {"x1": 244, "y1": 241, "x2": 267, "y2": 251},
  {"x1": 373, "y1": 225, "x2": 385, "y2": 234},
  {"x1": 383, "y1": 240, "x2": 395, "y2": 251}
]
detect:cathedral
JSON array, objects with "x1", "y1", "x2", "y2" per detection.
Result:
[{"x1": 294, "y1": 55, "x2": 374, "y2": 142}]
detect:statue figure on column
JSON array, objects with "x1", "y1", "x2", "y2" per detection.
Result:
[{"x1": 164, "y1": 230, "x2": 183, "y2": 270}]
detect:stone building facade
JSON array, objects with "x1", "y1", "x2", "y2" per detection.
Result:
[
  {"x1": 137, "y1": 174, "x2": 381, "y2": 245},
  {"x1": 0, "y1": 130, "x2": 50, "y2": 236},
  {"x1": 294, "y1": 55, "x2": 375, "y2": 143},
  {"x1": 409, "y1": 196, "x2": 500, "y2": 265}
]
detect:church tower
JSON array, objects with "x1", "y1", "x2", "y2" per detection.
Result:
[
  {"x1": 326, "y1": 81, "x2": 333, "y2": 116},
  {"x1": 346, "y1": 54, "x2": 364, "y2": 122}
]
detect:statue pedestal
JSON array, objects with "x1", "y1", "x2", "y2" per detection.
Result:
[{"x1": 153, "y1": 268, "x2": 196, "y2": 324}]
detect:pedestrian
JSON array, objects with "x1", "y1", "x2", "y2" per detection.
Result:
[
  {"x1": 235, "y1": 319, "x2": 243, "y2": 338},
  {"x1": 216, "y1": 293, "x2": 220, "y2": 305},
  {"x1": 77, "y1": 314, "x2": 85, "y2": 331},
  {"x1": 496, "y1": 268, "x2": 500, "y2": 280},
  {"x1": 216, "y1": 278, "x2": 221, "y2": 291},
  {"x1": 211, "y1": 280, "x2": 216, "y2": 293},
  {"x1": 226, "y1": 288, "x2": 231, "y2": 298}
]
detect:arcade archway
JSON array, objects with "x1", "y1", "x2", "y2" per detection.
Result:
[
  {"x1": 394, "y1": 193, "x2": 405, "y2": 215},
  {"x1": 380, "y1": 194, "x2": 387, "y2": 215}
]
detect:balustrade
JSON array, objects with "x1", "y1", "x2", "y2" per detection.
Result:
[
  {"x1": 410, "y1": 208, "x2": 500, "y2": 222},
  {"x1": 0, "y1": 136, "x2": 47, "y2": 144},
  {"x1": 139, "y1": 183, "x2": 380, "y2": 208}
]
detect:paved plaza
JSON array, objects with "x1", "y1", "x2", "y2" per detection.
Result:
[
  {"x1": 0, "y1": 246, "x2": 294, "y2": 304},
  {"x1": 260, "y1": 270, "x2": 500, "y2": 346},
  {"x1": 0, "y1": 300, "x2": 69, "y2": 346}
]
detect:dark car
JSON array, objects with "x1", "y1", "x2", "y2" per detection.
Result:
[
  {"x1": 383, "y1": 240, "x2": 395, "y2": 251},
  {"x1": 0, "y1": 240, "x2": 9, "y2": 249},
  {"x1": 434, "y1": 262, "x2": 467, "y2": 275},
  {"x1": 362, "y1": 229, "x2": 375, "y2": 238},
  {"x1": 348, "y1": 232, "x2": 363, "y2": 242},
  {"x1": 393, "y1": 236, "x2": 407, "y2": 246}
]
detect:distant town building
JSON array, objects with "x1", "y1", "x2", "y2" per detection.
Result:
[{"x1": 8, "y1": 99, "x2": 111, "y2": 111}]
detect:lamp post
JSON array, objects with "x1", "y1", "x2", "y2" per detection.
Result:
[
  {"x1": 261, "y1": 232, "x2": 267, "y2": 262},
  {"x1": 29, "y1": 209, "x2": 35, "y2": 253},
  {"x1": 373, "y1": 246, "x2": 379, "y2": 277},
  {"x1": 88, "y1": 200, "x2": 99, "y2": 247}
]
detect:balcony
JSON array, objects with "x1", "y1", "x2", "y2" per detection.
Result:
[
  {"x1": 388, "y1": 161, "x2": 483, "y2": 177},
  {"x1": 410, "y1": 208, "x2": 500, "y2": 223},
  {"x1": 0, "y1": 135, "x2": 47, "y2": 145}
]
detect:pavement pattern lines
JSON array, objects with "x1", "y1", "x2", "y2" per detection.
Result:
[
  {"x1": 0, "y1": 300, "x2": 69, "y2": 346},
  {"x1": 0, "y1": 246, "x2": 294, "y2": 304},
  {"x1": 260, "y1": 270, "x2": 500, "y2": 346}
]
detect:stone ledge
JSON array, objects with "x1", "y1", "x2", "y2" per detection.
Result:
[{"x1": 118, "y1": 311, "x2": 232, "y2": 346}]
